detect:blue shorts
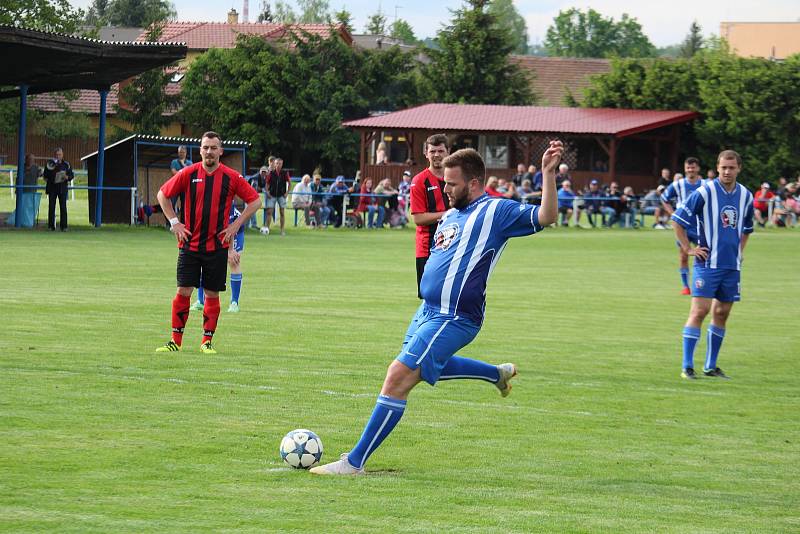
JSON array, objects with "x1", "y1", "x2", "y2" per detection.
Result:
[
  {"x1": 692, "y1": 267, "x2": 740, "y2": 302},
  {"x1": 397, "y1": 304, "x2": 480, "y2": 386},
  {"x1": 266, "y1": 196, "x2": 287, "y2": 209}
]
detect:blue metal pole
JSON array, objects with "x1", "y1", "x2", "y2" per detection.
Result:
[
  {"x1": 14, "y1": 84, "x2": 28, "y2": 228},
  {"x1": 94, "y1": 89, "x2": 108, "y2": 227}
]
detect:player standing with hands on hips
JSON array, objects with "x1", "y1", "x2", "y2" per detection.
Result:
[
  {"x1": 311, "y1": 140, "x2": 564, "y2": 475},
  {"x1": 155, "y1": 132, "x2": 261, "y2": 354},
  {"x1": 672, "y1": 150, "x2": 754, "y2": 380}
]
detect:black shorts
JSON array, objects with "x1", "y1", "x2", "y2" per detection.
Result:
[
  {"x1": 558, "y1": 206, "x2": 572, "y2": 214},
  {"x1": 416, "y1": 256, "x2": 428, "y2": 299},
  {"x1": 176, "y1": 248, "x2": 228, "y2": 292}
]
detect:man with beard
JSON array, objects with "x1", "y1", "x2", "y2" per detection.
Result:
[{"x1": 310, "y1": 140, "x2": 564, "y2": 475}]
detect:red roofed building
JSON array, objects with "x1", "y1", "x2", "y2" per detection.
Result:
[
  {"x1": 344, "y1": 103, "x2": 699, "y2": 191},
  {"x1": 510, "y1": 56, "x2": 611, "y2": 106}
]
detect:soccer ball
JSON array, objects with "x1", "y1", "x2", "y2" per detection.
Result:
[
  {"x1": 280, "y1": 429, "x2": 323, "y2": 469},
  {"x1": 259, "y1": 225, "x2": 270, "y2": 235}
]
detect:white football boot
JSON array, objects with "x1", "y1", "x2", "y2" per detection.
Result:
[
  {"x1": 309, "y1": 453, "x2": 364, "y2": 476},
  {"x1": 495, "y1": 363, "x2": 517, "y2": 398}
]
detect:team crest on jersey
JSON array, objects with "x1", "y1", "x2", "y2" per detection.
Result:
[
  {"x1": 434, "y1": 223, "x2": 459, "y2": 251},
  {"x1": 695, "y1": 277, "x2": 705, "y2": 289},
  {"x1": 720, "y1": 205, "x2": 738, "y2": 228}
]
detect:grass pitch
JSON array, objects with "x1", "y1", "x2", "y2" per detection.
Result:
[{"x1": 1, "y1": 221, "x2": 798, "y2": 533}]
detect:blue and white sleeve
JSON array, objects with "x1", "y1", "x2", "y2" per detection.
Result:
[
  {"x1": 742, "y1": 196, "x2": 755, "y2": 234},
  {"x1": 497, "y1": 199, "x2": 543, "y2": 238},
  {"x1": 660, "y1": 183, "x2": 676, "y2": 204},
  {"x1": 672, "y1": 189, "x2": 702, "y2": 229}
]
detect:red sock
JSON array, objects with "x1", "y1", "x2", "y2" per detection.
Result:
[
  {"x1": 171, "y1": 293, "x2": 191, "y2": 346},
  {"x1": 202, "y1": 296, "x2": 220, "y2": 343}
]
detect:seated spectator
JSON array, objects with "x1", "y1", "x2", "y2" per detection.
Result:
[
  {"x1": 376, "y1": 178, "x2": 406, "y2": 228},
  {"x1": 620, "y1": 186, "x2": 639, "y2": 227},
  {"x1": 601, "y1": 182, "x2": 624, "y2": 227},
  {"x1": 485, "y1": 176, "x2": 504, "y2": 197},
  {"x1": 556, "y1": 163, "x2": 572, "y2": 188},
  {"x1": 357, "y1": 178, "x2": 384, "y2": 229},
  {"x1": 496, "y1": 178, "x2": 519, "y2": 200},
  {"x1": 641, "y1": 185, "x2": 669, "y2": 229},
  {"x1": 557, "y1": 179, "x2": 576, "y2": 226},
  {"x1": 291, "y1": 174, "x2": 313, "y2": 225},
  {"x1": 517, "y1": 179, "x2": 537, "y2": 204},
  {"x1": 582, "y1": 179, "x2": 604, "y2": 228},
  {"x1": 309, "y1": 173, "x2": 331, "y2": 228},
  {"x1": 657, "y1": 168, "x2": 671, "y2": 188},
  {"x1": 754, "y1": 182, "x2": 774, "y2": 227},
  {"x1": 328, "y1": 176, "x2": 350, "y2": 227},
  {"x1": 784, "y1": 183, "x2": 800, "y2": 226}
]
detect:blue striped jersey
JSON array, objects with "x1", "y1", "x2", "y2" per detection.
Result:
[
  {"x1": 229, "y1": 206, "x2": 245, "y2": 252},
  {"x1": 661, "y1": 178, "x2": 706, "y2": 239},
  {"x1": 672, "y1": 180, "x2": 754, "y2": 270},
  {"x1": 419, "y1": 195, "x2": 544, "y2": 324}
]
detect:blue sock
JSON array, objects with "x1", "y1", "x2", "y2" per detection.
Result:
[
  {"x1": 197, "y1": 284, "x2": 205, "y2": 305},
  {"x1": 439, "y1": 355, "x2": 500, "y2": 382},
  {"x1": 682, "y1": 326, "x2": 701, "y2": 369},
  {"x1": 679, "y1": 268, "x2": 689, "y2": 289},
  {"x1": 230, "y1": 273, "x2": 242, "y2": 303},
  {"x1": 704, "y1": 325, "x2": 726, "y2": 371},
  {"x1": 348, "y1": 395, "x2": 406, "y2": 469}
]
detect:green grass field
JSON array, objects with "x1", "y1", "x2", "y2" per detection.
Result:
[{"x1": 1, "y1": 219, "x2": 799, "y2": 532}]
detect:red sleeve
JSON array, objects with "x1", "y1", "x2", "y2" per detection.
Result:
[
  {"x1": 410, "y1": 175, "x2": 428, "y2": 214},
  {"x1": 160, "y1": 165, "x2": 191, "y2": 198},
  {"x1": 232, "y1": 173, "x2": 260, "y2": 204}
]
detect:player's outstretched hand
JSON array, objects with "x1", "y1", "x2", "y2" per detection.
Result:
[
  {"x1": 689, "y1": 246, "x2": 709, "y2": 261},
  {"x1": 171, "y1": 222, "x2": 191, "y2": 243},
  {"x1": 542, "y1": 140, "x2": 564, "y2": 173},
  {"x1": 218, "y1": 224, "x2": 239, "y2": 244}
]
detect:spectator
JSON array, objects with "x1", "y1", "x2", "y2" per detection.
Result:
[
  {"x1": 246, "y1": 166, "x2": 268, "y2": 228},
  {"x1": 530, "y1": 165, "x2": 544, "y2": 192},
  {"x1": 582, "y1": 179, "x2": 604, "y2": 227},
  {"x1": 496, "y1": 178, "x2": 518, "y2": 200},
  {"x1": 328, "y1": 176, "x2": 349, "y2": 227},
  {"x1": 706, "y1": 169, "x2": 717, "y2": 181},
  {"x1": 511, "y1": 163, "x2": 526, "y2": 186},
  {"x1": 556, "y1": 163, "x2": 572, "y2": 188},
  {"x1": 593, "y1": 159, "x2": 608, "y2": 172},
  {"x1": 620, "y1": 186, "x2": 638, "y2": 227},
  {"x1": 775, "y1": 176, "x2": 789, "y2": 198},
  {"x1": 641, "y1": 185, "x2": 669, "y2": 229},
  {"x1": 557, "y1": 179, "x2": 576, "y2": 226},
  {"x1": 375, "y1": 177, "x2": 399, "y2": 211},
  {"x1": 398, "y1": 170, "x2": 412, "y2": 212},
  {"x1": 783, "y1": 183, "x2": 800, "y2": 226},
  {"x1": 43, "y1": 147, "x2": 74, "y2": 231},
  {"x1": 291, "y1": 174, "x2": 313, "y2": 225},
  {"x1": 753, "y1": 182, "x2": 774, "y2": 227},
  {"x1": 168, "y1": 145, "x2": 192, "y2": 218},
  {"x1": 601, "y1": 181, "x2": 623, "y2": 227},
  {"x1": 309, "y1": 173, "x2": 331, "y2": 228},
  {"x1": 517, "y1": 179, "x2": 537, "y2": 204},
  {"x1": 673, "y1": 173, "x2": 683, "y2": 183},
  {"x1": 265, "y1": 157, "x2": 291, "y2": 236},
  {"x1": 657, "y1": 167, "x2": 672, "y2": 188},
  {"x1": 357, "y1": 178, "x2": 384, "y2": 229},
  {"x1": 375, "y1": 142, "x2": 388, "y2": 165},
  {"x1": 485, "y1": 176, "x2": 503, "y2": 197},
  {"x1": 23, "y1": 153, "x2": 40, "y2": 189}
]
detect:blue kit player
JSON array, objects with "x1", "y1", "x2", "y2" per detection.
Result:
[
  {"x1": 661, "y1": 157, "x2": 706, "y2": 295},
  {"x1": 310, "y1": 140, "x2": 564, "y2": 475},
  {"x1": 671, "y1": 150, "x2": 754, "y2": 380},
  {"x1": 191, "y1": 205, "x2": 246, "y2": 313}
]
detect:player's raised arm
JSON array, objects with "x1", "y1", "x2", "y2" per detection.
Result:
[{"x1": 537, "y1": 140, "x2": 563, "y2": 227}]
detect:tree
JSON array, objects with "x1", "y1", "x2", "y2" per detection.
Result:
[
  {"x1": 104, "y1": 0, "x2": 176, "y2": 27},
  {"x1": 256, "y1": 1, "x2": 273, "y2": 23},
  {"x1": 364, "y1": 11, "x2": 387, "y2": 34},
  {"x1": 84, "y1": 0, "x2": 110, "y2": 26},
  {"x1": 389, "y1": 19, "x2": 416, "y2": 44},
  {"x1": 273, "y1": 0, "x2": 296, "y2": 23},
  {"x1": 0, "y1": 0, "x2": 85, "y2": 33},
  {"x1": 544, "y1": 8, "x2": 655, "y2": 58},
  {"x1": 297, "y1": 0, "x2": 330, "y2": 23},
  {"x1": 333, "y1": 8, "x2": 353, "y2": 33},
  {"x1": 422, "y1": 0, "x2": 534, "y2": 105},
  {"x1": 679, "y1": 21, "x2": 704, "y2": 58},
  {"x1": 115, "y1": 25, "x2": 180, "y2": 135},
  {"x1": 487, "y1": 0, "x2": 528, "y2": 55}
]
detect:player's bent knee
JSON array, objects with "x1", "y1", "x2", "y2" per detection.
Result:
[{"x1": 381, "y1": 360, "x2": 420, "y2": 398}]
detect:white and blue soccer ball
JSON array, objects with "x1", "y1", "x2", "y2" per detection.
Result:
[
  {"x1": 259, "y1": 225, "x2": 270, "y2": 235},
  {"x1": 280, "y1": 429, "x2": 323, "y2": 469}
]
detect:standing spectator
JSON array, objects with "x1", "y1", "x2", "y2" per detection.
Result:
[
  {"x1": 358, "y1": 178, "x2": 384, "y2": 229},
  {"x1": 265, "y1": 157, "x2": 291, "y2": 236},
  {"x1": 672, "y1": 149, "x2": 753, "y2": 380},
  {"x1": 154, "y1": 131, "x2": 261, "y2": 354},
  {"x1": 557, "y1": 179, "x2": 576, "y2": 226},
  {"x1": 410, "y1": 133, "x2": 450, "y2": 298},
  {"x1": 511, "y1": 163, "x2": 526, "y2": 186},
  {"x1": 43, "y1": 147, "x2": 74, "y2": 231},
  {"x1": 657, "y1": 167, "x2": 672, "y2": 188},
  {"x1": 309, "y1": 173, "x2": 330, "y2": 228},
  {"x1": 531, "y1": 165, "x2": 544, "y2": 193},
  {"x1": 23, "y1": 154, "x2": 41, "y2": 189},
  {"x1": 583, "y1": 179, "x2": 604, "y2": 227},
  {"x1": 168, "y1": 145, "x2": 192, "y2": 218},
  {"x1": 246, "y1": 166, "x2": 268, "y2": 228},
  {"x1": 706, "y1": 169, "x2": 717, "y2": 181},
  {"x1": 291, "y1": 174, "x2": 313, "y2": 225},
  {"x1": 328, "y1": 176, "x2": 349, "y2": 227},
  {"x1": 753, "y1": 182, "x2": 774, "y2": 227},
  {"x1": 375, "y1": 141, "x2": 388, "y2": 165},
  {"x1": 601, "y1": 182, "x2": 623, "y2": 227},
  {"x1": 398, "y1": 170, "x2": 412, "y2": 212},
  {"x1": 555, "y1": 163, "x2": 572, "y2": 188}
]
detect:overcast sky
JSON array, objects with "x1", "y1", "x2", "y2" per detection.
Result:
[{"x1": 70, "y1": 0, "x2": 799, "y2": 47}]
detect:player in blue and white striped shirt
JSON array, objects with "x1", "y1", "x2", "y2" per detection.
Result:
[
  {"x1": 671, "y1": 150, "x2": 754, "y2": 380},
  {"x1": 311, "y1": 141, "x2": 564, "y2": 475},
  {"x1": 660, "y1": 157, "x2": 706, "y2": 294}
]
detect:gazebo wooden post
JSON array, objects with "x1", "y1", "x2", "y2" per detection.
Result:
[
  {"x1": 670, "y1": 124, "x2": 680, "y2": 175},
  {"x1": 609, "y1": 137, "x2": 617, "y2": 183},
  {"x1": 359, "y1": 130, "x2": 366, "y2": 178}
]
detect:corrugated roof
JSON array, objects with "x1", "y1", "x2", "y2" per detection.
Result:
[
  {"x1": 81, "y1": 134, "x2": 250, "y2": 161},
  {"x1": 139, "y1": 22, "x2": 351, "y2": 49},
  {"x1": 510, "y1": 56, "x2": 611, "y2": 106},
  {"x1": 343, "y1": 103, "x2": 699, "y2": 138}
]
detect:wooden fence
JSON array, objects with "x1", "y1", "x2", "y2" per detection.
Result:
[{"x1": 0, "y1": 135, "x2": 97, "y2": 168}]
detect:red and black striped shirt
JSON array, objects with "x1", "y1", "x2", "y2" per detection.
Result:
[
  {"x1": 410, "y1": 168, "x2": 450, "y2": 258},
  {"x1": 160, "y1": 162, "x2": 259, "y2": 252}
]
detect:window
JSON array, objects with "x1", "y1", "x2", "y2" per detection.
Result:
[{"x1": 481, "y1": 135, "x2": 509, "y2": 168}]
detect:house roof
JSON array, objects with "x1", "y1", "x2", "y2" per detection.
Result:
[
  {"x1": 343, "y1": 103, "x2": 699, "y2": 138},
  {"x1": 0, "y1": 25, "x2": 186, "y2": 97},
  {"x1": 510, "y1": 56, "x2": 612, "y2": 106},
  {"x1": 138, "y1": 22, "x2": 352, "y2": 49}
]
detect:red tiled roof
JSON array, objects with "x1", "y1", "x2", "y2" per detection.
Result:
[
  {"x1": 138, "y1": 22, "x2": 351, "y2": 49},
  {"x1": 29, "y1": 80, "x2": 182, "y2": 115},
  {"x1": 343, "y1": 103, "x2": 699, "y2": 138},
  {"x1": 510, "y1": 56, "x2": 612, "y2": 106}
]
